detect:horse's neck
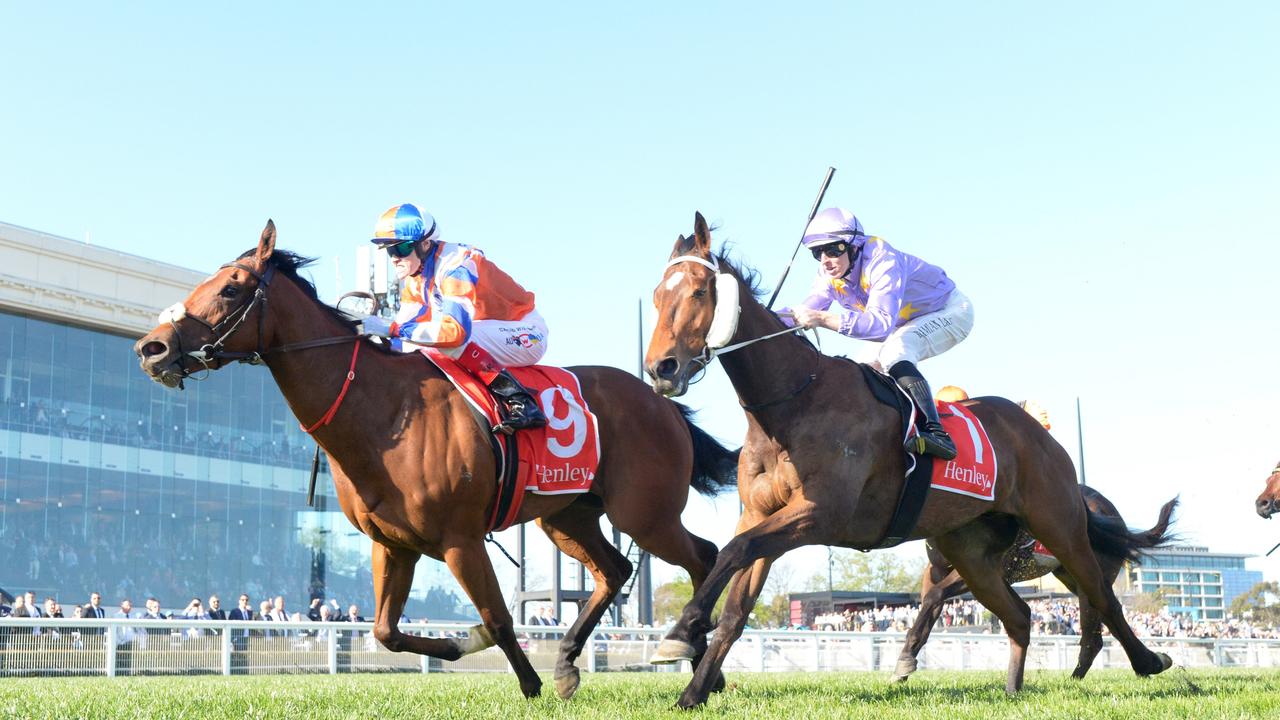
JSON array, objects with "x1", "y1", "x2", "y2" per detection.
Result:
[
  {"x1": 717, "y1": 296, "x2": 829, "y2": 426},
  {"x1": 261, "y1": 282, "x2": 427, "y2": 445}
]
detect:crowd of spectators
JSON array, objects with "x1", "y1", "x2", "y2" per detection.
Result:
[
  {"x1": 767, "y1": 596, "x2": 1280, "y2": 640},
  {"x1": 1, "y1": 397, "x2": 316, "y2": 469}
]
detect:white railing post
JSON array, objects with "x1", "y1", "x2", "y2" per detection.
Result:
[
  {"x1": 221, "y1": 626, "x2": 232, "y2": 676},
  {"x1": 758, "y1": 633, "x2": 767, "y2": 672},
  {"x1": 105, "y1": 624, "x2": 117, "y2": 677},
  {"x1": 587, "y1": 634, "x2": 598, "y2": 673},
  {"x1": 327, "y1": 627, "x2": 338, "y2": 675},
  {"x1": 810, "y1": 634, "x2": 821, "y2": 672}
]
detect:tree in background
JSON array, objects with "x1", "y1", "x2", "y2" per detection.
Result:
[
  {"x1": 653, "y1": 562, "x2": 800, "y2": 628},
  {"x1": 805, "y1": 551, "x2": 924, "y2": 594},
  {"x1": 1230, "y1": 581, "x2": 1280, "y2": 626},
  {"x1": 1129, "y1": 587, "x2": 1174, "y2": 615}
]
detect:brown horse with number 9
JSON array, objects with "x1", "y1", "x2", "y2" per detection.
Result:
[{"x1": 134, "y1": 221, "x2": 739, "y2": 701}]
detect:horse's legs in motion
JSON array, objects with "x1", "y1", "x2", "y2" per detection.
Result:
[
  {"x1": 536, "y1": 501, "x2": 632, "y2": 700},
  {"x1": 1024, "y1": 498, "x2": 1171, "y2": 677},
  {"x1": 656, "y1": 504, "x2": 820, "y2": 664},
  {"x1": 894, "y1": 558, "x2": 968, "y2": 682},
  {"x1": 613, "y1": 499, "x2": 721, "y2": 684},
  {"x1": 931, "y1": 519, "x2": 1030, "y2": 695},
  {"x1": 675, "y1": 556, "x2": 774, "y2": 709},
  {"x1": 442, "y1": 537, "x2": 543, "y2": 698},
  {"x1": 1052, "y1": 569, "x2": 1105, "y2": 679},
  {"x1": 369, "y1": 541, "x2": 495, "y2": 661}
]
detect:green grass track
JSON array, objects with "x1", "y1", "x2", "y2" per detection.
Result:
[{"x1": 3, "y1": 668, "x2": 1279, "y2": 719}]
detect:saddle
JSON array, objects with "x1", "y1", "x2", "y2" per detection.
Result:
[{"x1": 841, "y1": 358, "x2": 935, "y2": 549}]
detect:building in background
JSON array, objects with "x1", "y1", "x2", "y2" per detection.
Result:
[
  {"x1": 1122, "y1": 545, "x2": 1261, "y2": 620},
  {"x1": 0, "y1": 221, "x2": 468, "y2": 618}
]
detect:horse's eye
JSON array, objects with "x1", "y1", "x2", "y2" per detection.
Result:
[
  {"x1": 692, "y1": 288, "x2": 707, "y2": 299},
  {"x1": 220, "y1": 286, "x2": 239, "y2": 299}
]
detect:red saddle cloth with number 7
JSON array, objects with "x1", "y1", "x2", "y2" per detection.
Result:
[{"x1": 420, "y1": 350, "x2": 601, "y2": 531}]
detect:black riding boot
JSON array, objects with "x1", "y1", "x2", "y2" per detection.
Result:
[
  {"x1": 889, "y1": 361, "x2": 957, "y2": 460},
  {"x1": 487, "y1": 370, "x2": 547, "y2": 433}
]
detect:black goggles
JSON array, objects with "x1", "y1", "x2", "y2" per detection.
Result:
[
  {"x1": 810, "y1": 242, "x2": 849, "y2": 260},
  {"x1": 385, "y1": 240, "x2": 418, "y2": 258}
]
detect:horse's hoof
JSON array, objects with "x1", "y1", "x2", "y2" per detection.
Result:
[
  {"x1": 675, "y1": 692, "x2": 706, "y2": 710},
  {"x1": 650, "y1": 639, "x2": 697, "y2": 664},
  {"x1": 1157, "y1": 652, "x2": 1173, "y2": 672},
  {"x1": 555, "y1": 668, "x2": 581, "y2": 700},
  {"x1": 459, "y1": 624, "x2": 495, "y2": 656},
  {"x1": 521, "y1": 679, "x2": 543, "y2": 699},
  {"x1": 710, "y1": 670, "x2": 726, "y2": 694},
  {"x1": 893, "y1": 657, "x2": 917, "y2": 681},
  {"x1": 891, "y1": 673, "x2": 910, "y2": 684}
]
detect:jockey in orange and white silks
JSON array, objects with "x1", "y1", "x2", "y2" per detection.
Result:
[
  {"x1": 778, "y1": 207, "x2": 974, "y2": 460},
  {"x1": 361, "y1": 203, "x2": 548, "y2": 432}
]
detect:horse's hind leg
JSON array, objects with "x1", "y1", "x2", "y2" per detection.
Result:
[
  {"x1": 1052, "y1": 569, "x2": 1105, "y2": 679},
  {"x1": 895, "y1": 554, "x2": 967, "y2": 682},
  {"x1": 931, "y1": 519, "x2": 1030, "y2": 695},
  {"x1": 536, "y1": 502, "x2": 632, "y2": 700},
  {"x1": 441, "y1": 536, "x2": 543, "y2": 698},
  {"x1": 369, "y1": 541, "x2": 496, "y2": 661},
  {"x1": 1024, "y1": 498, "x2": 1170, "y2": 677}
]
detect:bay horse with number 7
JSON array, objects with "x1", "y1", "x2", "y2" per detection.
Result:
[
  {"x1": 644, "y1": 213, "x2": 1171, "y2": 708},
  {"x1": 134, "y1": 221, "x2": 738, "y2": 700}
]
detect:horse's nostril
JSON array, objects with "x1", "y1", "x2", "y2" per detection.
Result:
[
  {"x1": 141, "y1": 341, "x2": 168, "y2": 358},
  {"x1": 655, "y1": 358, "x2": 679, "y2": 381}
]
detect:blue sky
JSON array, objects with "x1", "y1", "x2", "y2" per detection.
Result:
[{"x1": 4, "y1": 3, "x2": 1280, "y2": 597}]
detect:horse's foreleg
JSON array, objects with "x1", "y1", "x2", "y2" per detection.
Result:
[
  {"x1": 369, "y1": 541, "x2": 486, "y2": 661},
  {"x1": 895, "y1": 564, "x2": 966, "y2": 682},
  {"x1": 536, "y1": 506, "x2": 632, "y2": 700},
  {"x1": 675, "y1": 557, "x2": 773, "y2": 709},
  {"x1": 653, "y1": 504, "x2": 818, "y2": 666},
  {"x1": 443, "y1": 537, "x2": 542, "y2": 698}
]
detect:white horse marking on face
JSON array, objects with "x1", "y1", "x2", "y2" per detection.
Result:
[{"x1": 665, "y1": 271, "x2": 685, "y2": 291}]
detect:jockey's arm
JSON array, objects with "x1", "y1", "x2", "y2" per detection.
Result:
[
  {"x1": 833, "y1": 248, "x2": 904, "y2": 340},
  {"x1": 386, "y1": 263, "x2": 478, "y2": 349}
]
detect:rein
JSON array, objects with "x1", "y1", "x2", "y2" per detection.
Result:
[{"x1": 165, "y1": 260, "x2": 368, "y2": 385}]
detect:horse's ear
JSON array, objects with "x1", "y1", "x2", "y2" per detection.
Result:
[
  {"x1": 256, "y1": 220, "x2": 277, "y2": 266},
  {"x1": 693, "y1": 212, "x2": 711, "y2": 254},
  {"x1": 670, "y1": 233, "x2": 693, "y2": 259}
]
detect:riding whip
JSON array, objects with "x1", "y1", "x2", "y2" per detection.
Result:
[
  {"x1": 765, "y1": 166, "x2": 836, "y2": 310},
  {"x1": 307, "y1": 445, "x2": 321, "y2": 507}
]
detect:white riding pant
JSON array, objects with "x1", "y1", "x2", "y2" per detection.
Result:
[
  {"x1": 862, "y1": 290, "x2": 974, "y2": 371},
  {"x1": 436, "y1": 310, "x2": 549, "y2": 367}
]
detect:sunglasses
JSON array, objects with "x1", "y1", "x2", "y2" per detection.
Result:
[
  {"x1": 385, "y1": 240, "x2": 418, "y2": 259},
  {"x1": 810, "y1": 242, "x2": 849, "y2": 260}
]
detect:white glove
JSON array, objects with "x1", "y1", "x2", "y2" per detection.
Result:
[{"x1": 360, "y1": 315, "x2": 391, "y2": 337}]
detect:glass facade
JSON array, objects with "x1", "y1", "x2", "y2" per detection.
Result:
[
  {"x1": 0, "y1": 309, "x2": 468, "y2": 618},
  {"x1": 1128, "y1": 548, "x2": 1262, "y2": 621}
]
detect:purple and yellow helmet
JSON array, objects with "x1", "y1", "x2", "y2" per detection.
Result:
[
  {"x1": 802, "y1": 207, "x2": 865, "y2": 250},
  {"x1": 370, "y1": 203, "x2": 440, "y2": 246}
]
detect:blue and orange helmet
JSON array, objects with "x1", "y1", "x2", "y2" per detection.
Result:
[{"x1": 370, "y1": 203, "x2": 440, "y2": 246}]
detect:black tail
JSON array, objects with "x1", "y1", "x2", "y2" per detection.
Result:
[
  {"x1": 677, "y1": 403, "x2": 739, "y2": 496},
  {"x1": 1086, "y1": 496, "x2": 1179, "y2": 563}
]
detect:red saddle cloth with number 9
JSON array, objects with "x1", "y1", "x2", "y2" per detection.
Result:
[{"x1": 420, "y1": 350, "x2": 601, "y2": 529}]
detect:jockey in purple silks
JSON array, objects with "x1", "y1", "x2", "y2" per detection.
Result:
[{"x1": 778, "y1": 207, "x2": 974, "y2": 460}]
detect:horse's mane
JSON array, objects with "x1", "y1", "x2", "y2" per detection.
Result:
[
  {"x1": 710, "y1": 247, "x2": 818, "y2": 351},
  {"x1": 238, "y1": 247, "x2": 363, "y2": 333}
]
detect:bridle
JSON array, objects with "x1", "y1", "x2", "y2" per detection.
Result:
[
  {"x1": 163, "y1": 260, "x2": 364, "y2": 387},
  {"x1": 663, "y1": 254, "x2": 819, "y2": 407}
]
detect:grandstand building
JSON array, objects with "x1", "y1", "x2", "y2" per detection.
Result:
[
  {"x1": 1121, "y1": 545, "x2": 1261, "y2": 621},
  {"x1": 0, "y1": 221, "x2": 466, "y2": 617}
]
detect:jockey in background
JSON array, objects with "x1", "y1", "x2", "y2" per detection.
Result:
[
  {"x1": 361, "y1": 203, "x2": 548, "y2": 433},
  {"x1": 938, "y1": 386, "x2": 1052, "y2": 430},
  {"x1": 778, "y1": 207, "x2": 974, "y2": 460}
]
